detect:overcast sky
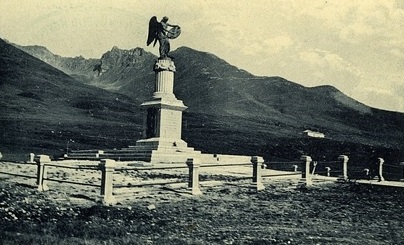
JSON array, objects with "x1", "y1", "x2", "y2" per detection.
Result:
[{"x1": 1, "y1": 0, "x2": 403, "y2": 112}]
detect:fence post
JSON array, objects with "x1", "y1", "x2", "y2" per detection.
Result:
[
  {"x1": 186, "y1": 158, "x2": 202, "y2": 195},
  {"x1": 300, "y1": 155, "x2": 313, "y2": 186},
  {"x1": 338, "y1": 155, "x2": 349, "y2": 181},
  {"x1": 99, "y1": 159, "x2": 116, "y2": 205},
  {"x1": 35, "y1": 155, "x2": 50, "y2": 191},
  {"x1": 363, "y1": 168, "x2": 370, "y2": 178},
  {"x1": 377, "y1": 158, "x2": 385, "y2": 182},
  {"x1": 399, "y1": 162, "x2": 404, "y2": 182},
  {"x1": 292, "y1": 165, "x2": 298, "y2": 172},
  {"x1": 325, "y1": 167, "x2": 331, "y2": 177},
  {"x1": 28, "y1": 153, "x2": 35, "y2": 163},
  {"x1": 251, "y1": 156, "x2": 265, "y2": 191}
]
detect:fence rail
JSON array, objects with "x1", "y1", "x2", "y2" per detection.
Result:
[
  {"x1": 200, "y1": 163, "x2": 251, "y2": 168},
  {"x1": 262, "y1": 172, "x2": 301, "y2": 178},
  {"x1": 45, "y1": 163, "x2": 99, "y2": 170},
  {"x1": 115, "y1": 165, "x2": 188, "y2": 171},
  {"x1": 45, "y1": 177, "x2": 101, "y2": 187},
  {"x1": 114, "y1": 180, "x2": 186, "y2": 188},
  {"x1": 0, "y1": 171, "x2": 36, "y2": 179}
]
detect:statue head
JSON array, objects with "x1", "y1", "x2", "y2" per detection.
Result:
[{"x1": 161, "y1": 16, "x2": 169, "y2": 23}]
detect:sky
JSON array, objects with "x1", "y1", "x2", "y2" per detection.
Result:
[{"x1": 0, "y1": 0, "x2": 403, "y2": 112}]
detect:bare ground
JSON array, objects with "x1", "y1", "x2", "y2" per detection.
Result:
[{"x1": 0, "y1": 161, "x2": 403, "y2": 244}]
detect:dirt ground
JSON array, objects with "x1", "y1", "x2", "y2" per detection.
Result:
[{"x1": 1, "y1": 160, "x2": 403, "y2": 244}]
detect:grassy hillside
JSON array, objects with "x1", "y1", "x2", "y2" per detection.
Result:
[{"x1": 0, "y1": 39, "x2": 143, "y2": 160}]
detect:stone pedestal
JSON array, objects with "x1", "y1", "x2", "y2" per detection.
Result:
[{"x1": 129, "y1": 58, "x2": 201, "y2": 163}]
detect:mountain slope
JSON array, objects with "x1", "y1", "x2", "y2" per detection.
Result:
[
  {"x1": 171, "y1": 48, "x2": 403, "y2": 149},
  {"x1": 0, "y1": 39, "x2": 143, "y2": 159},
  {"x1": 13, "y1": 43, "x2": 100, "y2": 84},
  {"x1": 8, "y1": 42, "x2": 404, "y2": 162},
  {"x1": 13, "y1": 43, "x2": 157, "y2": 94}
]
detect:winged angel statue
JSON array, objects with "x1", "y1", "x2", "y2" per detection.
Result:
[{"x1": 147, "y1": 16, "x2": 181, "y2": 58}]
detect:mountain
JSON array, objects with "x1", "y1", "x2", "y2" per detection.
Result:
[
  {"x1": 14, "y1": 43, "x2": 156, "y2": 93},
  {"x1": 170, "y1": 48, "x2": 404, "y2": 162},
  {"x1": 13, "y1": 43, "x2": 100, "y2": 84},
  {"x1": 7, "y1": 42, "x2": 404, "y2": 164},
  {"x1": 0, "y1": 39, "x2": 143, "y2": 160}
]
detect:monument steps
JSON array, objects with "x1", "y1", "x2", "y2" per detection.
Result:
[
  {"x1": 131, "y1": 141, "x2": 190, "y2": 149},
  {"x1": 123, "y1": 146, "x2": 197, "y2": 152},
  {"x1": 67, "y1": 147, "x2": 203, "y2": 162},
  {"x1": 69, "y1": 146, "x2": 198, "y2": 155},
  {"x1": 65, "y1": 156, "x2": 100, "y2": 160},
  {"x1": 70, "y1": 150, "x2": 103, "y2": 154},
  {"x1": 66, "y1": 150, "x2": 250, "y2": 164},
  {"x1": 66, "y1": 153, "x2": 101, "y2": 158},
  {"x1": 66, "y1": 154, "x2": 152, "y2": 162}
]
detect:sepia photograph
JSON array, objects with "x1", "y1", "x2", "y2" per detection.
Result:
[{"x1": 0, "y1": 0, "x2": 403, "y2": 244}]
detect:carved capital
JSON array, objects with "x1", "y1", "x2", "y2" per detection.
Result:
[{"x1": 154, "y1": 59, "x2": 176, "y2": 72}]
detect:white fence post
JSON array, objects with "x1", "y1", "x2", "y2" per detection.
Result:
[
  {"x1": 251, "y1": 156, "x2": 265, "y2": 191},
  {"x1": 325, "y1": 167, "x2": 331, "y2": 177},
  {"x1": 99, "y1": 159, "x2": 116, "y2": 205},
  {"x1": 186, "y1": 158, "x2": 202, "y2": 195},
  {"x1": 378, "y1": 158, "x2": 385, "y2": 182},
  {"x1": 300, "y1": 155, "x2": 313, "y2": 186},
  {"x1": 28, "y1": 153, "x2": 35, "y2": 163},
  {"x1": 35, "y1": 155, "x2": 50, "y2": 191},
  {"x1": 338, "y1": 155, "x2": 349, "y2": 181}
]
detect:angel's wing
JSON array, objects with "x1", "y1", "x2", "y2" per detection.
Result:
[{"x1": 147, "y1": 16, "x2": 159, "y2": 46}]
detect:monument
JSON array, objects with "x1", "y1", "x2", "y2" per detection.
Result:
[
  {"x1": 66, "y1": 16, "x2": 251, "y2": 164},
  {"x1": 67, "y1": 16, "x2": 202, "y2": 163},
  {"x1": 122, "y1": 16, "x2": 201, "y2": 163},
  {"x1": 125, "y1": 56, "x2": 202, "y2": 163}
]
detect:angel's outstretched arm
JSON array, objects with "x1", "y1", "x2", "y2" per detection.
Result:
[{"x1": 166, "y1": 23, "x2": 179, "y2": 28}]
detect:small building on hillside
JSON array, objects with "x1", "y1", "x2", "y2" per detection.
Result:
[{"x1": 303, "y1": 130, "x2": 325, "y2": 138}]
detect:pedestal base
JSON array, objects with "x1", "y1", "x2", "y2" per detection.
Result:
[{"x1": 126, "y1": 137, "x2": 202, "y2": 163}]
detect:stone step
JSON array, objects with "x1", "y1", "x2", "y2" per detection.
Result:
[
  {"x1": 125, "y1": 145, "x2": 194, "y2": 151},
  {"x1": 150, "y1": 153, "x2": 201, "y2": 164},
  {"x1": 68, "y1": 153, "x2": 98, "y2": 156},
  {"x1": 115, "y1": 147, "x2": 197, "y2": 154},
  {"x1": 67, "y1": 152, "x2": 150, "y2": 158},
  {"x1": 132, "y1": 140, "x2": 189, "y2": 148},
  {"x1": 65, "y1": 156, "x2": 100, "y2": 160},
  {"x1": 69, "y1": 147, "x2": 199, "y2": 156},
  {"x1": 67, "y1": 146, "x2": 252, "y2": 164},
  {"x1": 68, "y1": 155, "x2": 153, "y2": 161},
  {"x1": 70, "y1": 149, "x2": 104, "y2": 154}
]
